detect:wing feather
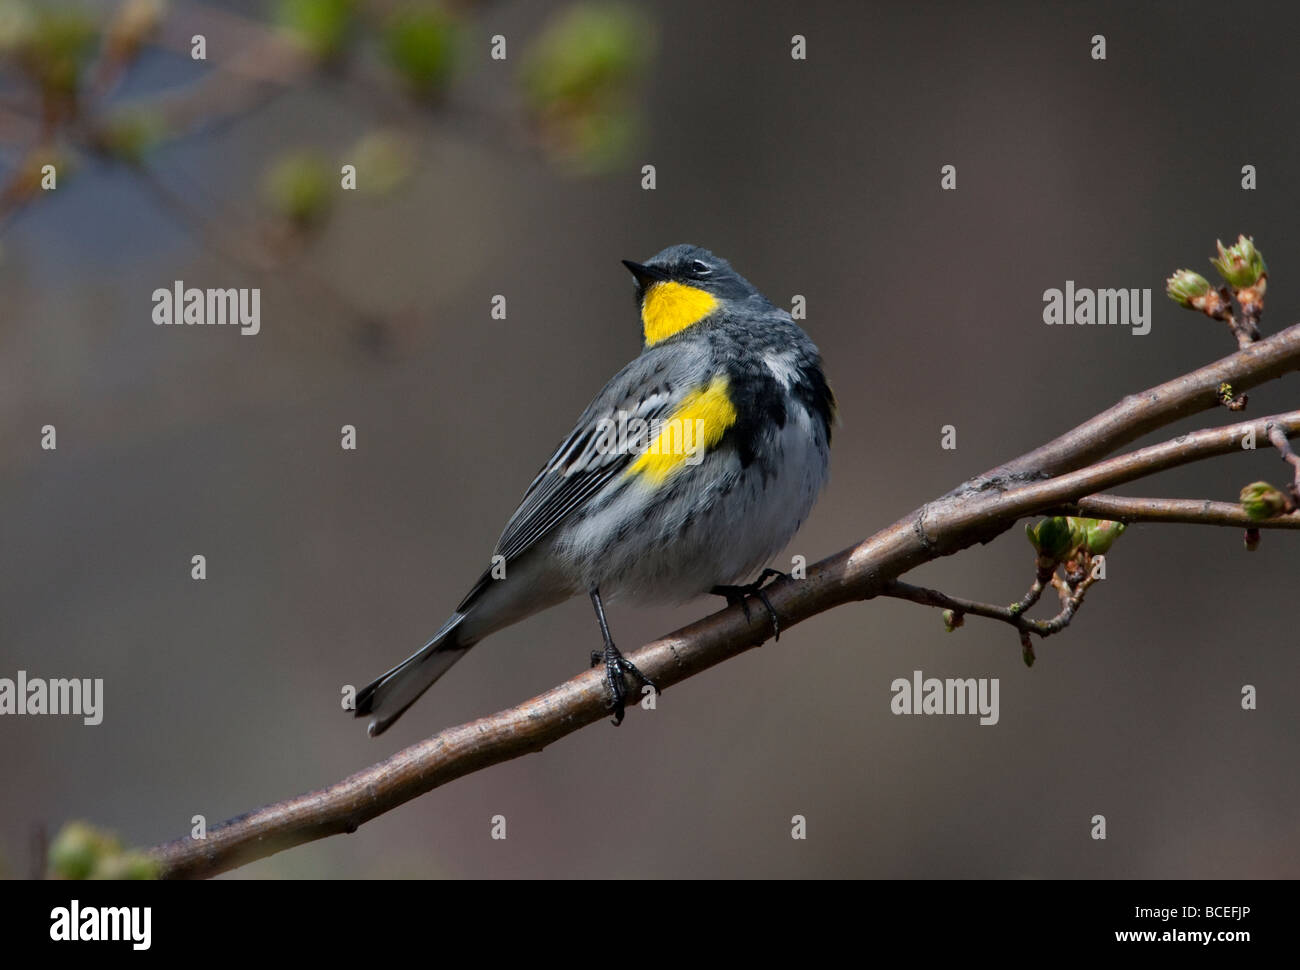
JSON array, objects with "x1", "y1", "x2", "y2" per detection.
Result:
[{"x1": 492, "y1": 385, "x2": 674, "y2": 562}]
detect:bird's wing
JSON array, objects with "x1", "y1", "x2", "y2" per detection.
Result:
[
  {"x1": 489, "y1": 349, "x2": 708, "y2": 569},
  {"x1": 491, "y1": 385, "x2": 673, "y2": 567},
  {"x1": 452, "y1": 352, "x2": 702, "y2": 615}
]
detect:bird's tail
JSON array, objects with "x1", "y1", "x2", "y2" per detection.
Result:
[{"x1": 354, "y1": 614, "x2": 473, "y2": 736}]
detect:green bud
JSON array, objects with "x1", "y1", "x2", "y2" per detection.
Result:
[
  {"x1": 1211, "y1": 235, "x2": 1267, "y2": 289},
  {"x1": 383, "y1": 4, "x2": 458, "y2": 100},
  {"x1": 942, "y1": 609, "x2": 964, "y2": 632},
  {"x1": 97, "y1": 109, "x2": 165, "y2": 165},
  {"x1": 49, "y1": 821, "x2": 117, "y2": 880},
  {"x1": 263, "y1": 151, "x2": 332, "y2": 229},
  {"x1": 1025, "y1": 516, "x2": 1075, "y2": 560},
  {"x1": 1077, "y1": 517, "x2": 1126, "y2": 555},
  {"x1": 521, "y1": 3, "x2": 652, "y2": 109},
  {"x1": 93, "y1": 851, "x2": 160, "y2": 880},
  {"x1": 1067, "y1": 517, "x2": 1088, "y2": 552},
  {"x1": 1239, "y1": 481, "x2": 1289, "y2": 520},
  {"x1": 349, "y1": 129, "x2": 415, "y2": 196},
  {"x1": 20, "y1": 7, "x2": 96, "y2": 97},
  {"x1": 275, "y1": 0, "x2": 355, "y2": 62},
  {"x1": 1165, "y1": 269, "x2": 1212, "y2": 308},
  {"x1": 518, "y1": 3, "x2": 651, "y2": 171}
]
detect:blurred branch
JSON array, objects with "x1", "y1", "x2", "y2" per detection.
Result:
[
  {"x1": 146, "y1": 319, "x2": 1300, "y2": 879},
  {"x1": 3, "y1": 0, "x2": 652, "y2": 359}
]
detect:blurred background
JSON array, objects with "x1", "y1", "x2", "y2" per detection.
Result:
[{"x1": 2, "y1": 0, "x2": 1298, "y2": 878}]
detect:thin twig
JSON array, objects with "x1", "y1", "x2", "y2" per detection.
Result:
[
  {"x1": 882, "y1": 576, "x2": 1100, "y2": 637},
  {"x1": 1268, "y1": 423, "x2": 1300, "y2": 506},
  {"x1": 1050, "y1": 494, "x2": 1300, "y2": 528},
  {"x1": 1011, "y1": 565, "x2": 1053, "y2": 614}
]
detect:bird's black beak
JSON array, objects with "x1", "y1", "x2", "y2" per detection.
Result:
[{"x1": 622, "y1": 260, "x2": 668, "y2": 291}]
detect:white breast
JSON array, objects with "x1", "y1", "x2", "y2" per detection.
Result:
[{"x1": 556, "y1": 400, "x2": 830, "y2": 602}]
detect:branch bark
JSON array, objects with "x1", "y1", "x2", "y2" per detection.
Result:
[
  {"x1": 1051, "y1": 494, "x2": 1300, "y2": 528},
  {"x1": 146, "y1": 322, "x2": 1300, "y2": 879}
]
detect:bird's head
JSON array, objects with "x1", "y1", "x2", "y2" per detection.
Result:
[{"x1": 622, "y1": 245, "x2": 757, "y2": 346}]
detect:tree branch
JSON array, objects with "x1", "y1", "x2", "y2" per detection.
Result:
[
  {"x1": 145, "y1": 322, "x2": 1300, "y2": 879},
  {"x1": 1050, "y1": 494, "x2": 1300, "y2": 528},
  {"x1": 1268, "y1": 422, "x2": 1300, "y2": 503},
  {"x1": 975, "y1": 320, "x2": 1300, "y2": 484}
]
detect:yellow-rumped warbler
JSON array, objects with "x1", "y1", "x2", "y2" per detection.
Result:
[{"x1": 354, "y1": 244, "x2": 835, "y2": 735}]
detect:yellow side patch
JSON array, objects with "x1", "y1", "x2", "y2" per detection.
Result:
[
  {"x1": 641, "y1": 281, "x2": 719, "y2": 345},
  {"x1": 626, "y1": 375, "x2": 737, "y2": 485}
]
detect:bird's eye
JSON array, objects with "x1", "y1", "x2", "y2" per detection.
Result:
[{"x1": 689, "y1": 260, "x2": 711, "y2": 276}]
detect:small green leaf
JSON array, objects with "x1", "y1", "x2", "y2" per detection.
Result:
[
  {"x1": 1211, "y1": 235, "x2": 1266, "y2": 289},
  {"x1": 1076, "y1": 517, "x2": 1126, "y2": 555}
]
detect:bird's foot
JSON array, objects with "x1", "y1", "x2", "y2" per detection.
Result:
[
  {"x1": 711, "y1": 568, "x2": 788, "y2": 641},
  {"x1": 590, "y1": 642, "x2": 655, "y2": 726}
]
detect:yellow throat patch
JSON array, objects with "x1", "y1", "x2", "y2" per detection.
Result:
[
  {"x1": 626, "y1": 375, "x2": 737, "y2": 485},
  {"x1": 640, "y1": 281, "x2": 719, "y2": 345}
]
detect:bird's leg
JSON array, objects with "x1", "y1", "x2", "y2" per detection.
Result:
[
  {"x1": 711, "y1": 567, "x2": 788, "y2": 640},
  {"x1": 588, "y1": 588, "x2": 655, "y2": 726}
]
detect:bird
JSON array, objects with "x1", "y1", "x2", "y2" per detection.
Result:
[{"x1": 353, "y1": 244, "x2": 835, "y2": 736}]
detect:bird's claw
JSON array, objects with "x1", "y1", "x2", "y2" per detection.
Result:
[
  {"x1": 596, "y1": 643, "x2": 654, "y2": 726},
  {"x1": 711, "y1": 568, "x2": 787, "y2": 641}
]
